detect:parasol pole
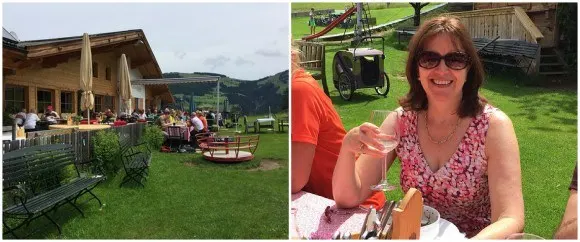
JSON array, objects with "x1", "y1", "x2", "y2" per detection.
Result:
[{"x1": 216, "y1": 78, "x2": 220, "y2": 131}]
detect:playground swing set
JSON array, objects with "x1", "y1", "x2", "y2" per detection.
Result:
[{"x1": 302, "y1": 3, "x2": 391, "y2": 101}]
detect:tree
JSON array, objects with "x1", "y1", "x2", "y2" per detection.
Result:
[
  {"x1": 557, "y1": 3, "x2": 577, "y2": 71},
  {"x1": 410, "y1": 2, "x2": 430, "y2": 26}
]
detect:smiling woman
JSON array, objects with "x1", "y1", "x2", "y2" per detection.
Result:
[{"x1": 331, "y1": 16, "x2": 525, "y2": 239}]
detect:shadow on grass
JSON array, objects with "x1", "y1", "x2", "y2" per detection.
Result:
[
  {"x1": 529, "y1": 126, "x2": 578, "y2": 133},
  {"x1": 329, "y1": 90, "x2": 385, "y2": 105},
  {"x1": 3, "y1": 201, "x2": 98, "y2": 239},
  {"x1": 183, "y1": 153, "x2": 261, "y2": 170},
  {"x1": 482, "y1": 70, "x2": 577, "y2": 133},
  {"x1": 383, "y1": 31, "x2": 410, "y2": 51}
]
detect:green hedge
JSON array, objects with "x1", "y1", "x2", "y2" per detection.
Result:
[
  {"x1": 92, "y1": 129, "x2": 121, "y2": 175},
  {"x1": 139, "y1": 124, "x2": 164, "y2": 151}
]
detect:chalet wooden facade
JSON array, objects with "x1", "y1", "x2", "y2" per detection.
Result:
[
  {"x1": 474, "y1": 3, "x2": 559, "y2": 48},
  {"x1": 2, "y1": 29, "x2": 174, "y2": 116}
]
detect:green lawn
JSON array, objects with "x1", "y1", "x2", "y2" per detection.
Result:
[
  {"x1": 5, "y1": 122, "x2": 289, "y2": 239},
  {"x1": 291, "y1": 3, "x2": 438, "y2": 40},
  {"x1": 291, "y1": 2, "x2": 412, "y2": 12},
  {"x1": 302, "y1": 27, "x2": 577, "y2": 239}
]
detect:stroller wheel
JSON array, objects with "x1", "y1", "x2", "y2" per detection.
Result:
[
  {"x1": 375, "y1": 72, "x2": 391, "y2": 97},
  {"x1": 338, "y1": 72, "x2": 354, "y2": 101}
]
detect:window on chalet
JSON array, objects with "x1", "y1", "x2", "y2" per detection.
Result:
[
  {"x1": 60, "y1": 91, "x2": 73, "y2": 113},
  {"x1": 37, "y1": 89, "x2": 53, "y2": 113},
  {"x1": 106, "y1": 66, "x2": 111, "y2": 81},
  {"x1": 92, "y1": 62, "x2": 98, "y2": 78},
  {"x1": 103, "y1": 95, "x2": 114, "y2": 110},
  {"x1": 94, "y1": 95, "x2": 103, "y2": 112},
  {"x1": 4, "y1": 86, "x2": 26, "y2": 113}
]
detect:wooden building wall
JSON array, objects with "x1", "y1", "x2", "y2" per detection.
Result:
[
  {"x1": 474, "y1": 3, "x2": 558, "y2": 47},
  {"x1": 449, "y1": 7, "x2": 544, "y2": 44},
  {"x1": 3, "y1": 52, "x2": 122, "y2": 115}
]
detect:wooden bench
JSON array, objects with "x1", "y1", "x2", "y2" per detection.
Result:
[
  {"x1": 3, "y1": 144, "x2": 106, "y2": 238},
  {"x1": 278, "y1": 117, "x2": 289, "y2": 132},
  {"x1": 473, "y1": 37, "x2": 541, "y2": 75},
  {"x1": 203, "y1": 135, "x2": 260, "y2": 163},
  {"x1": 295, "y1": 41, "x2": 329, "y2": 96},
  {"x1": 395, "y1": 26, "x2": 418, "y2": 45},
  {"x1": 119, "y1": 137, "x2": 152, "y2": 188}
]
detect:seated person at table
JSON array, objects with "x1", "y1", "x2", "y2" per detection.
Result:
[
  {"x1": 157, "y1": 109, "x2": 172, "y2": 133},
  {"x1": 206, "y1": 111, "x2": 215, "y2": 126},
  {"x1": 103, "y1": 109, "x2": 115, "y2": 123},
  {"x1": 24, "y1": 108, "x2": 40, "y2": 132},
  {"x1": 189, "y1": 112, "x2": 205, "y2": 151},
  {"x1": 197, "y1": 111, "x2": 209, "y2": 132},
  {"x1": 290, "y1": 44, "x2": 385, "y2": 209},
  {"x1": 44, "y1": 105, "x2": 60, "y2": 124},
  {"x1": 332, "y1": 17, "x2": 523, "y2": 239},
  {"x1": 117, "y1": 111, "x2": 128, "y2": 122},
  {"x1": 149, "y1": 109, "x2": 158, "y2": 118},
  {"x1": 554, "y1": 165, "x2": 578, "y2": 239},
  {"x1": 14, "y1": 108, "x2": 27, "y2": 127},
  {"x1": 138, "y1": 109, "x2": 147, "y2": 120}
]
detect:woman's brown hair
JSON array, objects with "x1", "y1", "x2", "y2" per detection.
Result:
[{"x1": 399, "y1": 16, "x2": 487, "y2": 118}]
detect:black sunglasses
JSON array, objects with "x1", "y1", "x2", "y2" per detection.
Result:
[{"x1": 417, "y1": 51, "x2": 471, "y2": 70}]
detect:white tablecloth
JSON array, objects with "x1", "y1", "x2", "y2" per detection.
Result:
[
  {"x1": 256, "y1": 117, "x2": 275, "y2": 124},
  {"x1": 3, "y1": 132, "x2": 13, "y2": 140},
  {"x1": 291, "y1": 191, "x2": 466, "y2": 240}
]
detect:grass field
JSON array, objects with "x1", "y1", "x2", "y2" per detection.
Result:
[
  {"x1": 291, "y1": 3, "x2": 437, "y2": 40},
  {"x1": 294, "y1": 18, "x2": 577, "y2": 238},
  {"x1": 5, "y1": 117, "x2": 289, "y2": 239}
]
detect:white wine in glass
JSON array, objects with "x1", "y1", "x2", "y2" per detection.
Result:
[{"x1": 368, "y1": 110, "x2": 399, "y2": 192}]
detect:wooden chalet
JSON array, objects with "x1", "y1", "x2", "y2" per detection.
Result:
[{"x1": 3, "y1": 29, "x2": 174, "y2": 116}]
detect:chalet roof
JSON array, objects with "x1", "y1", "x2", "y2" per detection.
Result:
[
  {"x1": 132, "y1": 76, "x2": 221, "y2": 85},
  {"x1": 4, "y1": 28, "x2": 163, "y2": 79},
  {"x1": 17, "y1": 29, "x2": 142, "y2": 48},
  {"x1": 3, "y1": 28, "x2": 18, "y2": 41},
  {"x1": 3, "y1": 28, "x2": 25, "y2": 52}
]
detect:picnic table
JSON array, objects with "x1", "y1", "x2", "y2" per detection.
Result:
[
  {"x1": 256, "y1": 117, "x2": 276, "y2": 132},
  {"x1": 168, "y1": 124, "x2": 192, "y2": 142},
  {"x1": 395, "y1": 27, "x2": 418, "y2": 45},
  {"x1": 291, "y1": 191, "x2": 466, "y2": 240}
]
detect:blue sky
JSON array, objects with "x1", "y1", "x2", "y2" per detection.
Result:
[{"x1": 3, "y1": 2, "x2": 289, "y2": 80}]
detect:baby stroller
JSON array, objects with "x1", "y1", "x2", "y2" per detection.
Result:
[{"x1": 332, "y1": 36, "x2": 391, "y2": 101}]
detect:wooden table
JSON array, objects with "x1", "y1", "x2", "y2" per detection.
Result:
[
  {"x1": 49, "y1": 124, "x2": 111, "y2": 131},
  {"x1": 291, "y1": 191, "x2": 465, "y2": 240}
]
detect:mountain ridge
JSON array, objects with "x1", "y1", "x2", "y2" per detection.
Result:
[{"x1": 163, "y1": 70, "x2": 289, "y2": 115}]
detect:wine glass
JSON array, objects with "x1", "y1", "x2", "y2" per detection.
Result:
[
  {"x1": 506, "y1": 233, "x2": 545, "y2": 240},
  {"x1": 368, "y1": 110, "x2": 399, "y2": 192}
]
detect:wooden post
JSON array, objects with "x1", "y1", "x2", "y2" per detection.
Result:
[
  {"x1": 391, "y1": 188, "x2": 423, "y2": 239},
  {"x1": 11, "y1": 119, "x2": 16, "y2": 141}
]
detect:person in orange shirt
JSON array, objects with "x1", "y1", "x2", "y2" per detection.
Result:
[
  {"x1": 196, "y1": 110, "x2": 208, "y2": 132},
  {"x1": 291, "y1": 46, "x2": 384, "y2": 209}
]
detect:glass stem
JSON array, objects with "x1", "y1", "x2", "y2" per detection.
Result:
[{"x1": 383, "y1": 156, "x2": 387, "y2": 183}]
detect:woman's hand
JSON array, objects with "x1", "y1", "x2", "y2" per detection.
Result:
[
  {"x1": 333, "y1": 122, "x2": 397, "y2": 208},
  {"x1": 342, "y1": 122, "x2": 392, "y2": 158}
]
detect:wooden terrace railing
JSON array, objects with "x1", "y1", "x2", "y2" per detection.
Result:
[{"x1": 2, "y1": 123, "x2": 146, "y2": 164}]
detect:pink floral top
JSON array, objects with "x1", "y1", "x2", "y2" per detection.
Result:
[{"x1": 395, "y1": 104, "x2": 497, "y2": 237}]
